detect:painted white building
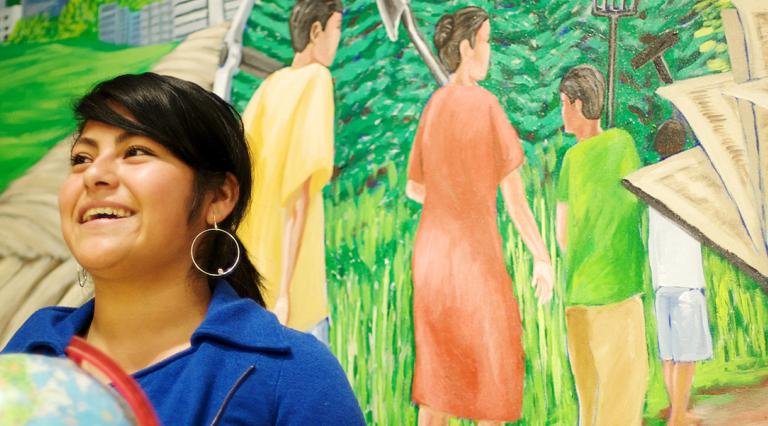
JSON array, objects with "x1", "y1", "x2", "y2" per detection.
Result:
[
  {"x1": 139, "y1": 0, "x2": 172, "y2": 45},
  {"x1": 21, "y1": 0, "x2": 66, "y2": 17},
  {"x1": 0, "y1": 5, "x2": 22, "y2": 42},
  {"x1": 171, "y1": 0, "x2": 238, "y2": 40},
  {"x1": 99, "y1": 0, "x2": 238, "y2": 46}
]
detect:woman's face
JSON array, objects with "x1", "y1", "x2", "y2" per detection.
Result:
[
  {"x1": 59, "y1": 120, "x2": 202, "y2": 279},
  {"x1": 466, "y1": 20, "x2": 491, "y2": 81}
]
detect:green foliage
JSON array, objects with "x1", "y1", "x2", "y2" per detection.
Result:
[
  {"x1": 7, "y1": 14, "x2": 57, "y2": 43},
  {"x1": 118, "y1": 0, "x2": 162, "y2": 12},
  {"x1": 56, "y1": 0, "x2": 97, "y2": 39},
  {"x1": 242, "y1": 0, "x2": 293, "y2": 63},
  {"x1": 231, "y1": 70, "x2": 262, "y2": 114},
  {"x1": 689, "y1": 0, "x2": 733, "y2": 73}
]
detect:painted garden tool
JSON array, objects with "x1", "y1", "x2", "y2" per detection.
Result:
[
  {"x1": 631, "y1": 30, "x2": 679, "y2": 84},
  {"x1": 631, "y1": 30, "x2": 696, "y2": 158},
  {"x1": 376, "y1": 0, "x2": 449, "y2": 85},
  {"x1": 213, "y1": 0, "x2": 256, "y2": 100},
  {"x1": 592, "y1": 0, "x2": 640, "y2": 127}
]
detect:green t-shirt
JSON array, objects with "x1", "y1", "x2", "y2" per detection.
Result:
[{"x1": 556, "y1": 128, "x2": 646, "y2": 306}]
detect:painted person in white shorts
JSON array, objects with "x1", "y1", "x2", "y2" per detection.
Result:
[{"x1": 649, "y1": 120, "x2": 712, "y2": 426}]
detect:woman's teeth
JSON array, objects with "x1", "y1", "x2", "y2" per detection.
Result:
[{"x1": 81, "y1": 207, "x2": 133, "y2": 223}]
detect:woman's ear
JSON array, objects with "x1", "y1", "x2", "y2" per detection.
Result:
[
  {"x1": 458, "y1": 39, "x2": 472, "y2": 62},
  {"x1": 206, "y1": 173, "x2": 240, "y2": 226}
]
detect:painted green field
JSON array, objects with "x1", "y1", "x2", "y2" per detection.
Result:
[
  {"x1": 0, "y1": 37, "x2": 175, "y2": 192},
  {"x1": 323, "y1": 134, "x2": 768, "y2": 425}
]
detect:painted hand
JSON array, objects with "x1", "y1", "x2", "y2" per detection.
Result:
[
  {"x1": 274, "y1": 296, "x2": 289, "y2": 325},
  {"x1": 532, "y1": 259, "x2": 554, "y2": 304}
]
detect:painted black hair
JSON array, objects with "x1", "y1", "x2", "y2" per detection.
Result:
[{"x1": 73, "y1": 72, "x2": 265, "y2": 306}]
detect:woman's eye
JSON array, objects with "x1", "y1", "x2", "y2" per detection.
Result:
[
  {"x1": 125, "y1": 146, "x2": 154, "y2": 157},
  {"x1": 70, "y1": 153, "x2": 91, "y2": 166}
]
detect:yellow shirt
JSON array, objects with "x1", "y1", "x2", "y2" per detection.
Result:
[{"x1": 239, "y1": 64, "x2": 334, "y2": 332}]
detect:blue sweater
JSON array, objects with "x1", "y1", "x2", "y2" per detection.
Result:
[{"x1": 2, "y1": 280, "x2": 366, "y2": 425}]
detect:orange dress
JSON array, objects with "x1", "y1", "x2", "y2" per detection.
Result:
[{"x1": 408, "y1": 85, "x2": 525, "y2": 421}]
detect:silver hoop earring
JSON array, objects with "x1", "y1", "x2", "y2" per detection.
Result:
[
  {"x1": 77, "y1": 265, "x2": 89, "y2": 288},
  {"x1": 190, "y1": 221, "x2": 241, "y2": 277}
]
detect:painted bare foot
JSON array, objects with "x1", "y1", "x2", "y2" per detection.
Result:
[
  {"x1": 666, "y1": 412, "x2": 703, "y2": 426},
  {"x1": 684, "y1": 412, "x2": 703, "y2": 425}
]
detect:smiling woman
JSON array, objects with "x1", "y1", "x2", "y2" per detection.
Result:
[{"x1": 1, "y1": 73, "x2": 365, "y2": 424}]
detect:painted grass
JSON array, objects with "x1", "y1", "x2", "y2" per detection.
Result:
[
  {"x1": 0, "y1": 37, "x2": 175, "y2": 192},
  {"x1": 325, "y1": 135, "x2": 768, "y2": 425}
]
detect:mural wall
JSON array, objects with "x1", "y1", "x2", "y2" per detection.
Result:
[{"x1": 1, "y1": 0, "x2": 768, "y2": 424}]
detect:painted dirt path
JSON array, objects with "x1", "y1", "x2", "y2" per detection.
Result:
[{"x1": 654, "y1": 378, "x2": 768, "y2": 425}]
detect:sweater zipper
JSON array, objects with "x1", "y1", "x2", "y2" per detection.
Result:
[{"x1": 210, "y1": 365, "x2": 256, "y2": 426}]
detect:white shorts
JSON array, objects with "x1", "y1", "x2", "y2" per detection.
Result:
[
  {"x1": 309, "y1": 317, "x2": 329, "y2": 347},
  {"x1": 655, "y1": 287, "x2": 713, "y2": 362}
]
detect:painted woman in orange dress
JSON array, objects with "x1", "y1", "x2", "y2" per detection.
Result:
[{"x1": 406, "y1": 6, "x2": 554, "y2": 425}]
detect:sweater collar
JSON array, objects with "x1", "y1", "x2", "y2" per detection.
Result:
[{"x1": 17, "y1": 280, "x2": 290, "y2": 355}]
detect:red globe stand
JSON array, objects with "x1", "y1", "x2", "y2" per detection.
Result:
[{"x1": 65, "y1": 336, "x2": 160, "y2": 426}]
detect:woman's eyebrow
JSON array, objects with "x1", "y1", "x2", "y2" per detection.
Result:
[
  {"x1": 73, "y1": 131, "x2": 140, "y2": 150},
  {"x1": 115, "y1": 131, "x2": 141, "y2": 144},
  {"x1": 72, "y1": 137, "x2": 97, "y2": 150}
]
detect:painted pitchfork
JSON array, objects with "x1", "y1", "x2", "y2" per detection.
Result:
[
  {"x1": 592, "y1": 0, "x2": 640, "y2": 127},
  {"x1": 376, "y1": 0, "x2": 449, "y2": 85}
]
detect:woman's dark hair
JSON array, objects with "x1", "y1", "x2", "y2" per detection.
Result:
[
  {"x1": 74, "y1": 73, "x2": 264, "y2": 306},
  {"x1": 434, "y1": 6, "x2": 489, "y2": 73},
  {"x1": 290, "y1": 0, "x2": 343, "y2": 53}
]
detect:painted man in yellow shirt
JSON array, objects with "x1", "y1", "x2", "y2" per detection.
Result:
[{"x1": 239, "y1": 0, "x2": 342, "y2": 343}]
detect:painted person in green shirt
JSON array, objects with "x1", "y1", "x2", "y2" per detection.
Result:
[{"x1": 555, "y1": 65, "x2": 649, "y2": 426}]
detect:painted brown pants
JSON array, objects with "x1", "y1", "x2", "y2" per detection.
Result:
[{"x1": 566, "y1": 296, "x2": 649, "y2": 426}]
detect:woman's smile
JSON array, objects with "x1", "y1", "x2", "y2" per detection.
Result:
[{"x1": 79, "y1": 203, "x2": 136, "y2": 224}]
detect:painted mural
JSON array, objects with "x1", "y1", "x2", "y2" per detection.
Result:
[{"x1": 1, "y1": 0, "x2": 768, "y2": 424}]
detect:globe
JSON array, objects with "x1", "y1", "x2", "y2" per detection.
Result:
[{"x1": 0, "y1": 353, "x2": 136, "y2": 425}]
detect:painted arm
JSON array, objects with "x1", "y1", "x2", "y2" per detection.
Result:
[
  {"x1": 556, "y1": 202, "x2": 568, "y2": 251},
  {"x1": 405, "y1": 180, "x2": 425, "y2": 204},
  {"x1": 500, "y1": 170, "x2": 553, "y2": 303},
  {"x1": 274, "y1": 179, "x2": 311, "y2": 325}
]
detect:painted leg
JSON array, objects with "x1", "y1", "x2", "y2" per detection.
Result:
[
  {"x1": 417, "y1": 405, "x2": 449, "y2": 426},
  {"x1": 591, "y1": 297, "x2": 649, "y2": 426},
  {"x1": 566, "y1": 307, "x2": 598, "y2": 426},
  {"x1": 659, "y1": 359, "x2": 674, "y2": 418},
  {"x1": 667, "y1": 362, "x2": 698, "y2": 426},
  {"x1": 664, "y1": 359, "x2": 674, "y2": 398}
]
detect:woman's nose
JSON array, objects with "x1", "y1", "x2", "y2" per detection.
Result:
[{"x1": 83, "y1": 155, "x2": 118, "y2": 190}]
